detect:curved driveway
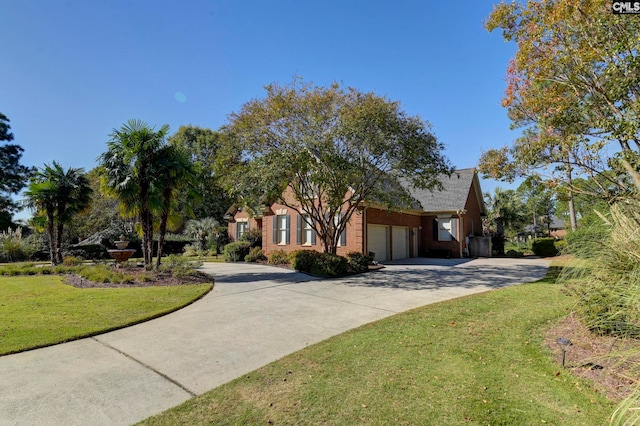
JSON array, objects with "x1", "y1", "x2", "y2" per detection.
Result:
[{"x1": 0, "y1": 257, "x2": 549, "y2": 426}]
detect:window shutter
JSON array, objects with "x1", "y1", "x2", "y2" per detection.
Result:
[
  {"x1": 340, "y1": 213, "x2": 347, "y2": 246},
  {"x1": 433, "y1": 218, "x2": 438, "y2": 241},
  {"x1": 451, "y1": 218, "x2": 458, "y2": 241},
  {"x1": 273, "y1": 216, "x2": 278, "y2": 244},
  {"x1": 285, "y1": 215, "x2": 291, "y2": 244},
  {"x1": 234, "y1": 223, "x2": 239, "y2": 241},
  {"x1": 246, "y1": 221, "x2": 250, "y2": 230},
  {"x1": 296, "y1": 214, "x2": 302, "y2": 245},
  {"x1": 311, "y1": 225, "x2": 317, "y2": 245}
]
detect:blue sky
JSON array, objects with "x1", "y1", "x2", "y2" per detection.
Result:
[{"x1": 3, "y1": 1, "x2": 519, "y2": 218}]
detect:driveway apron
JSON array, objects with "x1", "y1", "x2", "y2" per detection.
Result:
[{"x1": 0, "y1": 257, "x2": 550, "y2": 426}]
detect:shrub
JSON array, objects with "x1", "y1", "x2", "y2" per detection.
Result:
[
  {"x1": 290, "y1": 250, "x2": 318, "y2": 272},
  {"x1": 245, "y1": 247, "x2": 266, "y2": 263},
  {"x1": 0, "y1": 227, "x2": 37, "y2": 262},
  {"x1": 64, "y1": 244, "x2": 108, "y2": 260},
  {"x1": 311, "y1": 253, "x2": 347, "y2": 277},
  {"x1": 182, "y1": 244, "x2": 200, "y2": 257},
  {"x1": 159, "y1": 255, "x2": 203, "y2": 277},
  {"x1": 346, "y1": 251, "x2": 371, "y2": 273},
  {"x1": 554, "y1": 239, "x2": 567, "y2": 253},
  {"x1": 224, "y1": 241, "x2": 251, "y2": 262},
  {"x1": 531, "y1": 238, "x2": 558, "y2": 257},
  {"x1": 240, "y1": 228, "x2": 263, "y2": 248},
  {"x1": 505, "y1": 249, "x2": 524, "y2": 258},
  {"x1": 268, "y1": 249, "x2": 290, "y2": 266},
  {"x1": 62, "y1": 256, "x2": 84, "y2": 266}
]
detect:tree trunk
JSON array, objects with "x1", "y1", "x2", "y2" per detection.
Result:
[
  {"x1": 55, "y1": 222, "x2": 65, "y2": 265},
  {"x1": 47, "y1": 212, "x2": 56, "y2": 265},
  {"x1": 140, "y1": 208, "x2": 154, "y2": 266},
  {"x1": 155, "y1": 209, "x2": 169, "y2": 270},
  {"x1": 565, "y1": 156, "x2": 578, "y2": 231}
]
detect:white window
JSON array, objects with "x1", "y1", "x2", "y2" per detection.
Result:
[
  {"x1": 278, "y1": 215, "x2": 287, "y2": 244},
  {"x1": 334, "y1": 213, "x2": 347, "y2": 246},
  {"x1": 438, "y1": 218, "x2": 458, "y2": 241},
  {"x1": 237, "y1": 222, "x2": 248, "y2": 239},
  {"x1": 302, "y1": 215, "x2": 313, "y2": 245}
]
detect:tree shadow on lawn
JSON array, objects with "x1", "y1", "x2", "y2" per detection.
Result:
[{"x1": 334, "y1": 263, "x2": 551, "y2": 291}]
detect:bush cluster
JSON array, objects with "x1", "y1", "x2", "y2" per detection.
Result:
[
  {"x1": 531, "y1": 238, "x2": 558, "y2": 257},
  {"x1": 240, "y1": 228, "x2": 262, "y2": 248},
  {"x1": 345, "y1": 251, "x2": 372, "y2": 273},
  {"x1": 158, "y1": 255, "x2": 203, "y2": 277},
  {"x1": 505, "y1": 249, "x2": 524, "y2": 258},
  {"x1": 290, "y1": 250, "x2": 347, "y2": 277},
  {"x1": 245, "y1": 247, "x2": 266, "y2": 263},
  {"x1": 224, "y1": 241, "x2": 251, "y2": 262},
  {"x1": 268, "y1": 249, "x2": 290, "y2": 265}
]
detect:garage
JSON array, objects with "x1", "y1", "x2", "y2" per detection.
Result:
[
  {"x1": 391, "y1": 226, "x2": 409, "y2": 260},
  {"x1": 367, "y1": 225, "x2": 389, "y2": 262}
]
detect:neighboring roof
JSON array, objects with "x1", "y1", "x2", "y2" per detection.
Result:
[{"x1": 402, "y1": 168, "x2": 487, "y2": 215}]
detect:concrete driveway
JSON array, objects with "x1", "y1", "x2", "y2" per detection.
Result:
[{"x1": 0, "y1": 257, "x2": 550, "y2": 426}]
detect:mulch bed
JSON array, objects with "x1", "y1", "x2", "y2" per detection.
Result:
[
  {"x1": 63, "y1": 269, "x2": 214, "y2": 289},
  {"x1": 544, "y1": 312, "x2": 640, "y2": 401}
]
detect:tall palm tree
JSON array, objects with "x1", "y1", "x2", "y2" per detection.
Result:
[
  {"x1": 24, "y1": 162, "x2": 92, "y2": 265},
  {"x1": 152, "y1": 144, "x2": 196, "y2": 269},
  {"x1": 98, "y1": 119, "x2": 169, "y2": 267}
]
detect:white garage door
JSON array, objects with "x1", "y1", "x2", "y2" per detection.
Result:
[
  {"x1": 392, "y1": 226, "x2": 409, "y2": 260},
  {"x1": 367, "y1": 225, "x2": 389, "y2": 262}
]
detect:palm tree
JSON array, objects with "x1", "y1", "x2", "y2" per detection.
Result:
[
  {"x1": 99, "y1": 120, "x2": 196, "y2": 269},
  {"x1": 24, "y1": 162, "x2": 92, "y2": 265},
  {"x1": 152, "y1": 145, "x2": 196, "y2": 269},
  {"x1": 98, "y1": 119, "x2": 170, "y2": 267},
  {"x1": 484, "y1": 188, "x2": 527, "y2": 255},
  {"x1": 185, "y1": 217, "x2": 220, "y2": 251}
]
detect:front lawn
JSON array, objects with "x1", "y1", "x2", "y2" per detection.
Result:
[
  {"x1": 0, "y1": 275, "x2": 212, "y2": 355},
  {"x1": 139, "y1": 265, "x2": 613, "y2": 425}
]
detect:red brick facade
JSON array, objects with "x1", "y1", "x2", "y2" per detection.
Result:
[{"x1": 228, "y1": 171, "x2": 486, "y2": 260}]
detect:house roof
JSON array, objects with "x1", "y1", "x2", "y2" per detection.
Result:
[{"x1": 402, "y1": 168, "x2": 487, "y2": 215}]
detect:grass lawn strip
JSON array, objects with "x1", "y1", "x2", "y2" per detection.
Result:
[
  {"x1": 0, "y1": 275, "x2": 212, "y2": 356},
  {"x1": 139, "y1": 267, "x2": 613, "y2": 426}
]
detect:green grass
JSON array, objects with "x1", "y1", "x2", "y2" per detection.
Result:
[
  {"x1": 139, "y1": 265, "x2": 613, "y2": 426},
  {"x1": 0, "y1": 275, "x2": 212, "y2": 355}
]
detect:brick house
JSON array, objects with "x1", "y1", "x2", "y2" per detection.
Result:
[{"x1": 226, "y1": 168, "x2": 487, "y2": 261}]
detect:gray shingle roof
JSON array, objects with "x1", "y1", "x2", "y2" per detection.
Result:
[{"x1": 402, "y1": 168, "x2": 480, "y2": 213}]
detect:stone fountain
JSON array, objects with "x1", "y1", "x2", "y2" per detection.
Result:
[{"x1": 107, "y1": 235, "x2": 136, "y2": 265}]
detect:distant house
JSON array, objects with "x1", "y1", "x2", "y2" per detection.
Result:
[{"x1": 226, "y1": 168, "x2": 487, "y2": 260}]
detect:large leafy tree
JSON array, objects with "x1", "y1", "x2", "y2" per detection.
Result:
[
  {"x1": 98, "y1": 120, "x2": 195, "y2": 268},
  {"x1": 224, "y1": 79, "x2": 452, "y2": 254},
  {"x1": 0, "y1": 113, "x2": 33, "y2": 228},
  {"x1": 516, "y1": 177, "x2": 556, "y2": 237},
  {"x1": 168, "y1": 126, "x2": 235, "y2": 222},
  {"x1": 24, "y1": 162, "x2": 92, "y2": 265},
  {"x1": 480, "y1": 0, "x2": 640, "y2": 208}
]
